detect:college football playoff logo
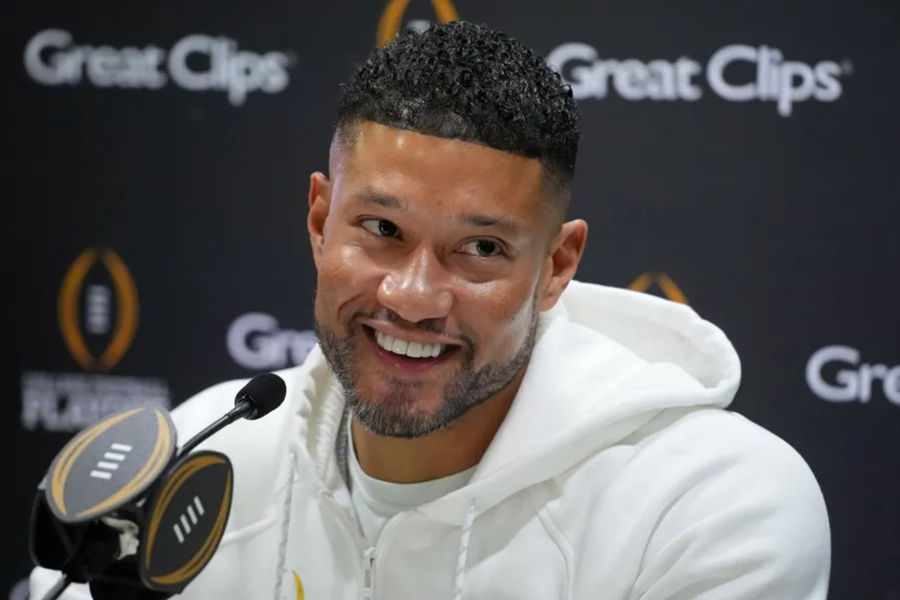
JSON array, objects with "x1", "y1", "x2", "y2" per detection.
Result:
[
  {"x1": 377, "y1": 0, "x2": 459, "y2": 46},
  {"x1": 628, "y1": 272, "x2": 688, "y2": 304},
  {"x1": 58, "y1": 248, "x2": 139, "y2": 371}
]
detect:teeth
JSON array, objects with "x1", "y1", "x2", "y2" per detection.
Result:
[
  {"x1": 374, "y1": 329, "x2": 445, "y2": 359},
  {"x1": 391, "y1": 337, "x2": 408, "y2": 355}
]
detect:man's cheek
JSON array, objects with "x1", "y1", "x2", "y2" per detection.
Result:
[
  {"x1": 317, "y1": 253, "x2": 352, "y2": 287},
  {"x1": 487, "y1": 302, "x2": 535, "y2": 354},
  {"x1": 490, "y1": 284, "x2": 536, "y2": 324},
  {"x1": 324, "y1": 245, "x2": 381, "y2": 289}
]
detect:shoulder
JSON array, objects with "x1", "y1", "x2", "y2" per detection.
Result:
[
  {"x1": 643, "y1": 408, "x2": 826, "y2": 504},
  {"x1": 625, "y1": 408, "x2": 830, "y2": 540},
  {"x1": 555, "y1": 408, "x2": 830, "y2": 598},
  {"x1": 565, "y1": 407, "x2": 828, "y2": 513},
  {"x1": 632, "y1": 408, "x2": 832, "y2": 598}
]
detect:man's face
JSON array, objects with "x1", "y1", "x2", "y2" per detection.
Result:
[{"x1": 309, "y1": 122, "x2": 561, "y2": 438}]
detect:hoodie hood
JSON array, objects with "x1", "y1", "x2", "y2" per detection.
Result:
[
  {"x1": 418, "y1": 280, "x2": 742, "y2": 524},
  {"x1": 291, "y1": 279, "x2": 741, "y2": 526}
]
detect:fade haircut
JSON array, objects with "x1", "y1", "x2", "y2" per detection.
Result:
[{"x1": 336, "y1": 20, "x2": 580, "y2": 203}]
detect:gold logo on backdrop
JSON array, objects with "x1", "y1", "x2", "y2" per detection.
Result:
[
  {"x1": 377, "y1": 0, "x2": 459, "y2": 46},
  {"x1": 628, "y1": 273, "x2": 689, "y2": 304},
  {"x1": 58, "y1": 248, "x2": 139, "y2": 371}
]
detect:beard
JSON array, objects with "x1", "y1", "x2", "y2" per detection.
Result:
[{"x1": 314, "y1": 303, "x2": 538, "y2": 439}]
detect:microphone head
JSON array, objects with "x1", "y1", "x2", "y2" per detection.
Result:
[{"x1": 234, "y1": 373, "x2": 286, "y2": 420}]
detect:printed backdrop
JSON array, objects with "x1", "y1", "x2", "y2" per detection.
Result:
[{"x1": 8, "y1": 1, "x2": 899, "y2": 598}]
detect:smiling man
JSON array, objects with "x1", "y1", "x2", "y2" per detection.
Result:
[
  {"x1": 308, "y1": 117, "x2": 584, "y2": 486},
  {"x1": 31, "y1": 20, "x2": 830, "y2": 600}
]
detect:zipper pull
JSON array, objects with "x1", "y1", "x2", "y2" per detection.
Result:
[{"x1": 361, "y1": 547, "x2": 376, "y2": 600}]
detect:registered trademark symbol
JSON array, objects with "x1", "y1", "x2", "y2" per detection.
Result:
[{"x1": 841, "y1": 60, "x2": 854, "y2": 75}]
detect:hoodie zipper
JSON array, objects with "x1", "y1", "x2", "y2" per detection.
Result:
[
  {"x1": 361, "y1": 547, "x2": 376, "y2": 600},
  {"x1": 322, "y1": 490, "x2": 418, "y2": 600},
  {"x1": 321, "y1": 490, "x2": 378, "y2": 600},
  {"x1": 361, "y1": 511, "x2": 411, "y2": 600}
]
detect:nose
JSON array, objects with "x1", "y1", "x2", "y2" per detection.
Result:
[{"x1": 377, "y1": 246, "x2": 453, "y2": 324}]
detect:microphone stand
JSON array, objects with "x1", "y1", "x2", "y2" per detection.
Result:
[
  {"x1": 175, "y1": 400, "x2": 254, "y2": 458},
  {"x1": 41, "y1": 575, "x2": 71, "y2": 600}
]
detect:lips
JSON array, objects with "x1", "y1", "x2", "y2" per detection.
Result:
[{"x1": 362, "y1": 325, "x2": 457, "y2": 376}]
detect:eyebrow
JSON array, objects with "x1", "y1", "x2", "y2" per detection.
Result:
[
  {"x1": 354, "y1": 187, "x2": 406, "y2": 210},
  {"x1": 459, "y1": 213, "x2": 521, "y2": 232},
  {"x1": 353, "y1": 186, "x2": 524, "y2": 233}
]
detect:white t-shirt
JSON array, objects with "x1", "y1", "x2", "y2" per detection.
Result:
[{"x1": 348, "y1": 425, "x2": 476, "y2": 546}]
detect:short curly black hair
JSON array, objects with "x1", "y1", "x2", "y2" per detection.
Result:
[{"x1": 337, "y1": 20, "x2": 580, "y2": 200}]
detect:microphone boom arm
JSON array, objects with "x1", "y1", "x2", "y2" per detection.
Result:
[{"x1": 175, "y1": 401, "x2": 254, "y2": 458}]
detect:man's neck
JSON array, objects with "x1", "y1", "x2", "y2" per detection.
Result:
[{"x1": 350, "y1": 371, "x2": 524, "y2": 484}]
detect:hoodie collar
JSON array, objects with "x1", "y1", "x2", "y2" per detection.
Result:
[{"x1": 294, "y1": 281, "x2": 742, "y2": 525}]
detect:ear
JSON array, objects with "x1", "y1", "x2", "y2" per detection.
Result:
[
  {"x1": 539, "y1": 219, "x2": 588, "y2": 311},
  {"x1": 307, "y1": 171, "x2": 332, "y2": 267}
]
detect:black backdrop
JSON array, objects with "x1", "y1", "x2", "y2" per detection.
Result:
[{"x1": 8, "y1": 1, "x2": 900, "y2": 598}]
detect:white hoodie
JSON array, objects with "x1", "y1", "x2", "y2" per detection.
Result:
[{"x1": 31, "y1": 281, "x2": 831, "y2": 599}]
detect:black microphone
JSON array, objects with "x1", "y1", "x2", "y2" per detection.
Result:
[
  {"x1": 176, "y1": 373, "x2": 287, "y2": 457},
  {"x1": 236, "y1": 372, "x2": 288, "y2": 420},
  {"x1": 30, "y1": 373, "x2": 287, "y2": 600}
]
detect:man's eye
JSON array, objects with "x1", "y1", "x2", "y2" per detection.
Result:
[
  {"x1": 360, "y1": 218, "x2": 400, "y2": 238},
  {"x1": 460, "y1": 239, "x2": 503, "y2": 257}
]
